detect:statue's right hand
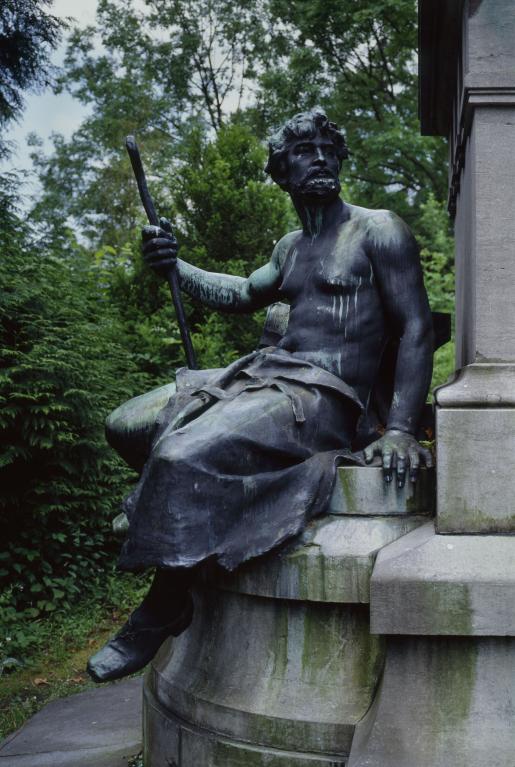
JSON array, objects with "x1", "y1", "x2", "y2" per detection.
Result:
[{"x1": 141, "y1": 217, "x2": 178, "y2": 277}]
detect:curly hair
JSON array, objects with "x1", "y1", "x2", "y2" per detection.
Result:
[{"x1": 265, "y1": 108, "x2": 348, "y2": 186}]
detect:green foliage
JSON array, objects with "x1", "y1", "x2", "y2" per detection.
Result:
[
  {"x1": 172, "y1": 122, "x2": 291, "y2": 360},
  {"x1": 416, "y1": 193, "x2": 455, "y2": 313},
  {"x1": 0, "y1": 570, "x2": 150, "y2": 737},
  {"x1": 415, "y1": 193, "x2": 455, "y2": 389},
  {"x1": 255, "y1": 0, "x2": 448, "y2": 225},
  {"x1": 0, "y1": 192, "x2": 144, "y2": 655}
]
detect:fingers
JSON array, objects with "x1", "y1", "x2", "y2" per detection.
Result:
[
  {"x1": 143, "y1": 237, "x2": 178, "y2": 253},
  {"x1": 408, "y1": 449, "x2": 420, "y2": 483},
  {"x1": 142, "y1": 224, "x2": 174, "y2": 242},
  {"x1": 364, "y1": 443, "x2": 378, "y2": 463},
  {"x1": 382, "y1": 449, "x2": 393, "y2": 484},
  {"x1": 141, "y1": 230, "x2": 178, "y2": 276},
  {"x1": 146, "y1": 248, "x2": 178, "y2": 262},
  {"x1": 146, "y1": 257, "x2": 175, "y2": 274},
  {"x1": 159, "y1": 216, "x2": 173, "y2": 233},
  {"x1": 142, "y1": 235, "x2": 178, "y2": 269},
  {"x1": 367, "y1": 435, "x2": 434, "y2": 487},
  {"x1": 396, "y1": 452, "x2": 407, "y2": 488}
]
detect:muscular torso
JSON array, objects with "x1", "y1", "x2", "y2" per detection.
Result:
[
  {"x1": 277, "y1": 205, "x2": 387, "y2": 406},
  {"x1": 176, "y1": 197, "x2": 432, "y2": 432}
]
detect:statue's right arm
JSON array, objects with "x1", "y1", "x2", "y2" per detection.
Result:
[
  {"x1": 176, "y1": 255, "x2": 281, "y2": 314},
  {"x1": 142, "y1": 221, "x2": 295, "y2": 314}
]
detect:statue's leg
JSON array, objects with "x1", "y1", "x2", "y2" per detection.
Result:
[
  {"x1": 106, "y1": 382, "x2": 177, "y2": 472},
  {"x1": 87, "y1": 567, "x2": 195, "y2": 683},
  {"x1": 89, "y1": 380, "x2": 357, "y2": 683},
  {"x1": 119, "y1": 380, "x2": 358, "y2": 573}
]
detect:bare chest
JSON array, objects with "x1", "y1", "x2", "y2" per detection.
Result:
[{"x1": 279, "y1": 224, "x2": 375, "y2": 303}]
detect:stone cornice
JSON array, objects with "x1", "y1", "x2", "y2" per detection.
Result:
[
  {"x1": 449, "y1": 85, "x2": 515, "y2": 213},
  {"x1": 434, "y1": 362, "x2": 515, "y2": 407}
]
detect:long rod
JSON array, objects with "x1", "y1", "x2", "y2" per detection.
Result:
[{"x1": 126, "y1": 135, "x2": 197, "y2": 369}]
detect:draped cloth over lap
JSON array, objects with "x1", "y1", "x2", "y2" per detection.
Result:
[{"x1": 118, "y1": 347, "x2": 364, "y2": 573}]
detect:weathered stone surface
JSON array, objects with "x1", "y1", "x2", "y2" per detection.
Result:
[
  {"x1": 434, "y1": 363, "x2": 515, "y2": 407},
  {"x1": 144, "y1": 689, "x2": 348, "y2": 766},
  {"x1": 148, "y1": 588, "x2": 383, "y2": 760},
  {"x1": 452, "y1": 105, "x2": 515, "y2": 365},
  {"x1": 464, "y1": 0, "x2": 515, "y2": 82},
  {"x1": 436, "y1": 407, "x2": 515, "y2": 533},
  {"x1": 219, "y1": 513, "x2": 430, "y2": 604},
  {"x1": 466, "y1": 106, "x2": 515, "y2": 363},
  {"x1": 144, "y1": 463, "x2": 434, "y2": 765},
  {"x1": 0, "y1": 677, "x2": 142, "y2": 767},
  {"x1": 348, "y1": 635, "x2": 515, "y2": 767},
  {"x1": 328, "y1": 466, "x2": 434, "y2": 516},
  {"x1": 370, "y1": 522, "x2": 515, "y2": 636}
]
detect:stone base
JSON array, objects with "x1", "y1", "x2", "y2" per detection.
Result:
[
  {"x1": 437, "y1": 406, "x2": 515, "y2": 533},
  {"x1": 435, "y1": 363, "x2": 515, "y2": 533},
  {"x1": 348, "y1": 636, "x2": 515, "y2": 767},
  {"x1": 370, "y1": 521, "x2": 515, "y2": 636},
  {"x1": 143, "y1": 467, "x2": 433, "y2": 765},
  {"x1": 144, "y1": 685, "x2": 348, "y2": 766},
  {"x1": 348, "y1": 522, "x2": 515, "y2": 765},
  {"x1": 143, "y1": 466, "x2": 434, "y2": 766},
  {"x1": 144, "y1": 587, "x2": 382, "y2": 765}
]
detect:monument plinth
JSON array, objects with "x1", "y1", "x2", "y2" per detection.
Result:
[
  {"x1": 421, "y1": 0, "x2": 515, "y2": 534},
  {"x1": 143, "y1": 467, "x2": 432, "y2": 766},
  {"x1": 347, "y1": 3, "x2": 515, "y2": 764}
]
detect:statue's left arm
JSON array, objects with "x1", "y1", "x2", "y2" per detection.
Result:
[{"x1": 364, "y1": 211, "x2": 434, "y2": 485}]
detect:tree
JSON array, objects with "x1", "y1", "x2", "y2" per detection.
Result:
[
  {"x1": 31, "y1": 0, "x2": 450, "y2": 242},
  {"x1": 29, "y1": 0, "x2": 266, "y2": 244},
  {"x1": 253, "y1": 0, "x2": 448, "y2": 225},
  {"x1": 30, "y1": 0, "x2": 453, "y2": 367},
  {"x1": 0, "y1": 0, "x2": 64, "y2": 156}
]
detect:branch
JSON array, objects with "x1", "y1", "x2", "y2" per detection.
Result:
[{"x1": 371, "y1": 22, "x2": 396, "y2": 100}]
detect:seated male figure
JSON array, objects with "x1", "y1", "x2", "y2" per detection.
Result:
[{"x1": 88, "y1": 108, "x2": 434, "y2": 683}]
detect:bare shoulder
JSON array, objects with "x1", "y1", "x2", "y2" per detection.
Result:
[
  {"x1": 347, "y1": 204, "x2": 412, "y2": 250},
  {"x1": 271, "y1": 229, "x2": 302, "y2": 270}
]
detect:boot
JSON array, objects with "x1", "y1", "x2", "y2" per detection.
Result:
[{"x1": 87, "y1": 569, "x2": 194, "y2": 683}]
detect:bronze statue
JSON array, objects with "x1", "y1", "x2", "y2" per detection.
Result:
[{"x1": 87, "y1": 109, "x2": 434, "y2": 683}]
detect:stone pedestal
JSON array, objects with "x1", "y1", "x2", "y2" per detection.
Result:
[
  {"x1": 348, "y1": 635, "x2": 515, "y2": 767},
  {"x1": 436, "y1": 365, "x2": 515, "y2": 533},
  {"x1": 423, "y1": 0, "x2": 515, "y2": 534},
  {"x1": 344, "y1": 5, "x2": 515, "y2": 763},
  {"x1": 143, "y1": 466, "x2": 432, "y2": 766},
  {"x1": 347, "y1": 523, "x2": 515, "y2": 766}
]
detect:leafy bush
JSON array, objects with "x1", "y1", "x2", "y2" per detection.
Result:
[{"x1": 0, "y1": 192, "x2": 143, "y2": 665}]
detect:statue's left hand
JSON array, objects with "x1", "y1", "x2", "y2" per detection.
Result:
[{"x1": 363, "y1": 429, "x2": 433, "y2": 488}]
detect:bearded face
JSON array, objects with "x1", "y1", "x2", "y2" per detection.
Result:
[{"x1": 284, "y1": 132, "x2": 342, "y2": 202}]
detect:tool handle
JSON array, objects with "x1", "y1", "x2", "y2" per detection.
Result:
[{"x1": 125, "y1": 135, "x2": 197, "y2": 369}]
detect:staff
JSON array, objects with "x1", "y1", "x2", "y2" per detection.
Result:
[{"x1": 125, "y1": 135, "x2": 197, "y2": 369}]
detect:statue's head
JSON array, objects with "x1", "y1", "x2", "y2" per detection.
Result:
[{"x1": 265, "y1": 108, "x2": 348, "y2": 201}]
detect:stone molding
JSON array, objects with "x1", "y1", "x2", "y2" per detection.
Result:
[
  {"x1": 434, "y1": 362, "x2": 515, "y2": 407},
  {"x1": 215, "y1": 513, "x2": 429, "y2": 605},
  {"x1": 370, "y1": 522, "x2": 515, "y2": 636},
  {"x1": 449, "y1": 85, "x2": 515, "y2": 212}
]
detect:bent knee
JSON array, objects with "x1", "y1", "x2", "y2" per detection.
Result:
[{"x1": 106, "y1": 383, "x2": 176, "y2": 471}]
